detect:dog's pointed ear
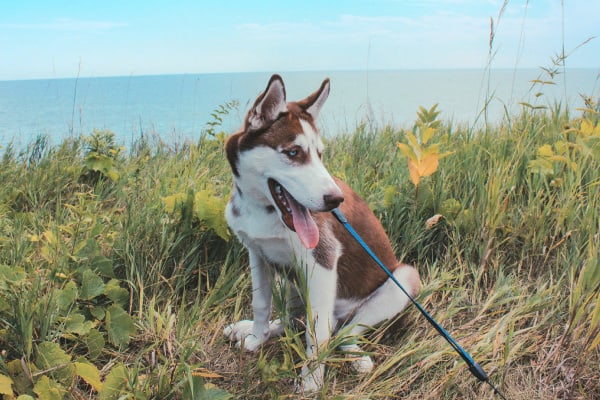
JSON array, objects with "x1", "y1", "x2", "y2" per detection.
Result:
[
  {"x1": 299, "y1": 78, "x2": 330, "y2": 121},
  {"x1": 246, "y1": 74, "x2": 287, "y2": 131}
]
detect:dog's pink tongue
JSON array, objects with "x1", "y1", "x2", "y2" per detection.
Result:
[{"x1": 287, "y1": 194, "x2": 319, "y2": 249}]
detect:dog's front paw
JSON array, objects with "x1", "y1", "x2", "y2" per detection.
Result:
[
  {"x1": 223, "y1": 320, "x2": 253, "y2": 342},
  {"x1": 223, "y1": 320, "x2": 263, "y2": 351},
  {"x1": 297, "y1": 364, "x2": 324, "y2": 394},
  {"x1": 224, "y1": 319, "x2": 284, "y2": 352}
]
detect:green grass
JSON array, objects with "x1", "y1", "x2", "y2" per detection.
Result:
[{"x1": 0, "y1": 97, "x2": 599, "y2": 399}]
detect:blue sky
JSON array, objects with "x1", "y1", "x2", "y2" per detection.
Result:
[{"x1": 1, "y1": 0, "x2": 598, "y2": 80}]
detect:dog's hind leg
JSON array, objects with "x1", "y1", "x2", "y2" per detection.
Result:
[{"x1": 340, "y1": 265, "x2": 420, "y2": 373}]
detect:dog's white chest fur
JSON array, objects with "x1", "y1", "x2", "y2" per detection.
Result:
[{"x1": 226, "y1": 201, "x2": 299, "y2": 266}]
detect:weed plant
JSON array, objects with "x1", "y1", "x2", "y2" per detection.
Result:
[{"x1": 0, "y1": 90, "x2": 599, "y2": 399}]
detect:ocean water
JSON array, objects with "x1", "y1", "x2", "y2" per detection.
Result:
[{"x1": 0, "y1": 69, "x2": 598, "y2": 148}]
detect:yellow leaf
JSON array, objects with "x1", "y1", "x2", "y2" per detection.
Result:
[
  {"x1": 421, "y1": 143, "x2": 440, "y2": 156},
  {"x1": 554, "y1": 141, "x2": 570, "y2": 155},
  {"x1": 580, "y1": 118, "x2": 593, "y2": 136},
  {"x1": 161, "y1": 193, "x2": 186, "y2": 213},
  {"x1": 569, "y1": 161, "x2": 578, "y2": 172},
  {"x1": 438, "y1": 150, "x2": 454, "y2": 160},
  {"x1": 537, "y1": 144, "x2": 554, "y2": 158},
  {"x1": 417, "y1": 153, "x2": 440, "y2": 177},
  {"x1": 405, "y1": 131, "x2": 420, "y2": 151},
  {"x1": 75, "y1": 362, "x2": 103, "y2": 392},
  {"x1": 422, "y1": 127, "x2": 436, "y2": 145},
  {"x1": 43, "y1": 230, "x2": 57, "y2": 245},
  {"x1": 0, "y1": 373, "x2": 13, "y2": 395},
  {"x1": 407, "y1": 159, "x2": 421, "y2": 187},
  {"x1": 106, "y1": 169, "x2": 120, "y2": 182},
  {"x1": 191, "y1": 367, "x2": 224, "y2": 379},
  {"x1": 396, "y1": 142, "x2": 417, "y2": 162}
]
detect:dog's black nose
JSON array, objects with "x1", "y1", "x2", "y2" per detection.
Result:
[{"x1": 323, "y1": 193, "x2": 344, "y2": 210}]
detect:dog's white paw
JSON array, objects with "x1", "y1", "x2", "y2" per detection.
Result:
[
  {"x1": 223, "y1": 320, "x2": 261, "y2": 351},
  {"x1": 223, "y1": 319, "x2": 284, "y2": 352},
  {"x1": 297, "y1": 364, "x2": 324, "y2": 394},
  {"x1": 350, "y1": 354, "x2": 374, "y2": 374},
  {"x1": 342, "y1": 343, "x2": 374, "y2": 374},
  {"x1": 223, "y1": 320, "x2": 253, "y2": 341}
]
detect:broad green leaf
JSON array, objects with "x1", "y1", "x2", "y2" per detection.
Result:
[
  {"x1": 57, "y1": 280, "x2": 78, "y2": 312},
  {"x1": 16, "y1": 395, "x2": 35, "y2": 400},
  {"x1": 81, "y1": 269, "x2": 105, "y2": 300},
  {"x1": 194, "y1": 190, "x2": 230, "y2": 241},
  {"x1": 106, "y1": 305, "x2": 136, "y2": 347},
  {"x1": 0, "y1": 373, "x2": 13, "y2": 395},
  {"x1": 93, "y1": 255, "x2": 115, "y2": 278},
  {"x1": 6, "y1": 359, "x2": 32, "y2": 395},
  {"x1": 0, "y1": 264, "x2": 26, "y2": 284},
  {"x1": 64, "y1": 313, "x2": 96, "y2": 336},
  {"x1": 85, "y1": 153, "x2": 112, "y2": 173},
  {"x1": 182, "y1": 375, "x2": 204, "y2": 400},
  {"x1": 441, "y1": 198, "x2": 462, "y2": 218},
  {"x1": 36, "y1": 342, "x2": 71, "y2": 369},
  {"x1": 76, "y1": 236, "x2": 101, "y2": 259},
  {"x1": 202, "y1": 383, "x2": 234, "y2": 400},
  {"x1": 90, "y1": 305, "x2": 106, "y2": 320},
  {"x1": 99, "y1": 363, "x2": 128, "y2": 400},
  {"x1": 183, "y1": 376, "x2": 234, "y2": 400},
  {"x1": 85, "y1": 329, "x2": 105, "y2": 360},
  {"x1": 35, "y1": 342, "x2": 73, "y2": 383},
  {"x1": 75, "y1": 361, "x2": 103, "y2": 391},
  {"x1": 33, "y1": 376, "x2": 66, "y2": 400},
  {"x1": 104, "y1": 279, "x2": 129, "y2": 307}
]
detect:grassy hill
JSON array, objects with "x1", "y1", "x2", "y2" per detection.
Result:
[{"x1": 0, "y1": 97, "x2": 599, "y2": 399}]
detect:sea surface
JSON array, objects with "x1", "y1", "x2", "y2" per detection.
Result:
[{"x1": 1, "y1": 69, "x2": 598, "y2": 148}]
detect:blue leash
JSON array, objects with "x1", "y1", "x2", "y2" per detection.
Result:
[{"x1": 331, "y1": 208, "x2": 507, "y2": 399}]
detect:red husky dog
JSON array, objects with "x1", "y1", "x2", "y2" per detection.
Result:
[{"x1": 224, "y1": 75, "x2": 420, "y2": 392}]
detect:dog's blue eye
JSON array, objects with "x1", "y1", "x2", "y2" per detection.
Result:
[{"x1": 286, "y1": 149, "x2": 298, "y2": 157}]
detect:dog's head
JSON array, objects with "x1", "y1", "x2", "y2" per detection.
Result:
[{"x1": 226, "y1": 74, "x2": 344, "y2": 249}]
